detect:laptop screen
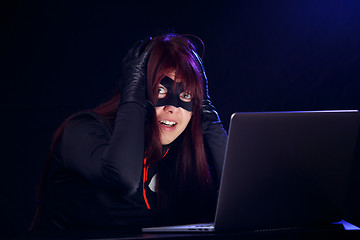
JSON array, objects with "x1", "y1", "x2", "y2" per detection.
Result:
[{"x1": 215, "y1": 110, "x2": 359, "y2": 232}]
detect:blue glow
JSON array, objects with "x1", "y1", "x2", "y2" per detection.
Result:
[{"x1": 334, "y1": 220, "x2": 360, "y2": 230}]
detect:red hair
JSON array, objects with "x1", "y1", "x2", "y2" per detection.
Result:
[
  {"x1": 145, "y1": 34, "x2": 205, "y2": 167},
  {"x1": 146, "y1": 34, "x2": 215, "y2": 224}
]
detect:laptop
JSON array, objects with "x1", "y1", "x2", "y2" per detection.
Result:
[{"x1": 142, "y1": 110, "x2": 360, "y2": 233}]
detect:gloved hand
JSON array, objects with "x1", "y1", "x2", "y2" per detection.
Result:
[
  {"x1": 119, "y1": 37, "x2": 154, "y2": 107},
  {"x1": 191, "y1": 50, "x2": 222, "y2": 131}
]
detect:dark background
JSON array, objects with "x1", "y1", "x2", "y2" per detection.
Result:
[{"x1": 1, "y1": 0, "x2": 360, "y2": 236}]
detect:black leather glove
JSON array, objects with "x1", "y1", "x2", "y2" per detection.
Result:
[
  {"x1": 119, "y1": 37, "x2": 154, "y2": 107},
  {"x1": 191, "y1": 50, "x2": 222, "y2": 131}
]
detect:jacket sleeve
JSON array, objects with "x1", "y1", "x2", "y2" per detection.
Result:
[
  {"x1": 203, "y1": 115, "x2": 228, "y2": 189},
  {"x1": 60, "y1": 103, "x2": 146, "y2": 196}
]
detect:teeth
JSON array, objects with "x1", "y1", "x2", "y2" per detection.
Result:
[{"x1": 160, "y1": 120, "x2": 176, "y2": 126}]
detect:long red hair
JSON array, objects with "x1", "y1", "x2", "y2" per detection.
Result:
[{"x1": 146, "y1": 34, "x2": 215, "y2": 224}]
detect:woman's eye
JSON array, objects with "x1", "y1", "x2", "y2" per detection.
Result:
[
  {"x1": 158, "y1": 85, "x2": 167, "y2": 99},
  {"x1": 158, "y1": 87, "x2": 166, "y2": 94},
  {"x1": 180, "y1": 92, "x2": 192, "y2": 102}
]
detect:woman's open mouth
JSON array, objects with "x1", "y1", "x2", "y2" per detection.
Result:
[{"x1": 160, "y1": 120, "x2": 177, "y2": 127}]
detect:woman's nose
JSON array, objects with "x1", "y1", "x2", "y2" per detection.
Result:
[{"x1": 163, "y1": 105, "x2": 179, "y2": 113}]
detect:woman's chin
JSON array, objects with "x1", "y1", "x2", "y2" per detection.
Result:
[{"x1": 160, "y1": 134, "x2": 177, "y2": 145}]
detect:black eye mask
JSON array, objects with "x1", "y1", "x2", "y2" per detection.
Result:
[{"x1": 155, "y1": 76, "x2": 193, "y2": 112}]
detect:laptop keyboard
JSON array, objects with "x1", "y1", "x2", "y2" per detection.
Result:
[{"x1": 188, "y1": 223, "x2": 215, "y2": 231}]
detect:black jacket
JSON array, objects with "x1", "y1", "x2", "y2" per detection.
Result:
[{"x1": 39, "y1": 103, "x2": 227, "y2": 232}]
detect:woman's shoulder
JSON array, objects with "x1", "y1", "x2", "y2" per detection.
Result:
[
  {"x1": 64, "y1": 111, "x2": 112, "y2": 133},
  {"x1": 68, "y1": 110, "x2": 107, "y2": 122}
]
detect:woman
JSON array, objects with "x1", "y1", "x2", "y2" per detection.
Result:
[{"x1": 32, "y1": 33, "x2": 227, "y2": 233}]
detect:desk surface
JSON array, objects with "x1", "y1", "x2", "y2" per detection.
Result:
[
  {"x1": 138, "y1": 230, "x2": 359, "y2": 240},
  {"x1": 18, "y1": 227, "x2": 360, "y2": 240}
]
